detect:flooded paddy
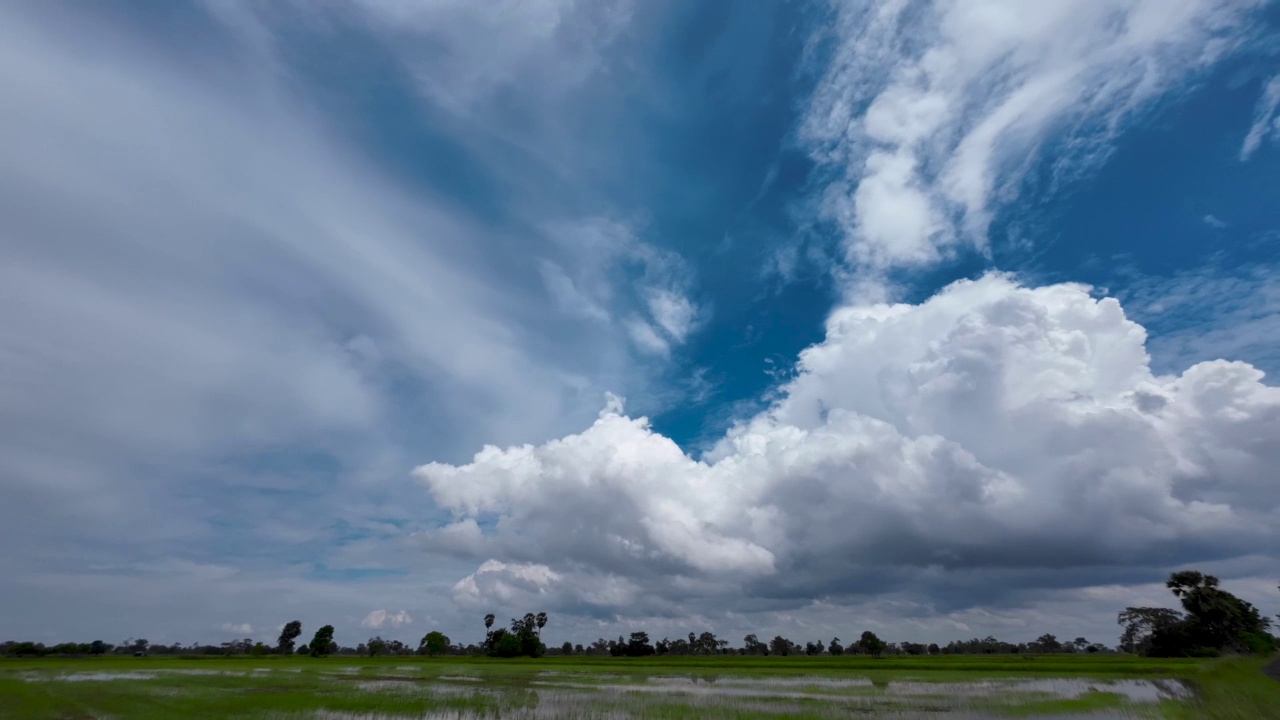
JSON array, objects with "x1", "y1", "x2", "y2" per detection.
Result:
[{"x1": 0, "y1": 656, "x2": 1204, "y2": 719}]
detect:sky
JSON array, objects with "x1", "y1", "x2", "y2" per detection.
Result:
[{"x1": 1, "y1": 0, "x2": 1278, "y2": 651}]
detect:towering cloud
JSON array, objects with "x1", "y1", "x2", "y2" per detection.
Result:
[{"x1": 417, "y1": 274, "x2": 1279, "y2": 615}]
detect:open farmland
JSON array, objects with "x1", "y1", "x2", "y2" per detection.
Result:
[{"x1": 4, "y1": 654, "x2": 1277, "y2": 720}]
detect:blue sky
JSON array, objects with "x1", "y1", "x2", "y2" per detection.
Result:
[{"x1": 1, "y1": 0, "x2": 1278, "y2": 649}]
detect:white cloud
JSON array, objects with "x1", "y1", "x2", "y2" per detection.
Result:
[
  {"x1": 360, "y1": 609, "x2": 413, "y2": 629},
  {"x1": 540, "y1": 260, "x2": 611, "y2": 322},
  {"x1": 802, "y1": 0, "x2": 1265, "y2": 281},
  {"x1": 417, "y1": 274, "x2": 1280, "y2": 617},
  {"x1": 351, "y1": 0, "x2": 632, "y2": 115},
  {"x1": 539, "y1": 218, "x2": 703, "y2": 359},
  {"x1": 627, "y1": 319, "x2": 671, "y2": 357},
  {"x1": 452, "y1": 560, "x2": 561, "y2": 606},
  {"x1": 645, "y1": 289, "x2": 701, "y2": 343},
  {"x1": 1201, "y1": 214, "x2": 1228, "y2": 229},
  {"x1": 536, "y1": 219, "x2": 703, "y2": 361},
  {"x1": 221, "y1": 622, "x2": 253, "y2": 635},
  {"x1": 1118, "y1": 262, "x2": 1280, "y2": 375},
  {"x1": 1240, "y1": 73, "x2": 1280, "y2": 160},
  {"x1": 0, "y1": 2, "x2": 664, "y2": 642}
]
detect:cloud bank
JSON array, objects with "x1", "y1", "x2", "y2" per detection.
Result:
[{"x1": 417, "y1": 274, "x2": 1279, "y2": 619}]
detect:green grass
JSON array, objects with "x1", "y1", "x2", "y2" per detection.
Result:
[
  {"x1": 994, "y1": 690, "x2": 1128, "y2": 717},
  {"x1": 0, "y1": 653, "x2": 1274, "y2": 719},
  {"x1": 1161, "y1": 655, "x2": 1280, "y2": 720}
]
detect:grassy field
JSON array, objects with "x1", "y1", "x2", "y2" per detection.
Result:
[{"x1": 1, "y1": 653, "x2": 1276, "y2": 719}]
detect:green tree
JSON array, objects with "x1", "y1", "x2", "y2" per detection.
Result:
[
  {"x1": 490, "y1": 631, "x2": 523, "y2": 658},
  {"x1": 1032, "y1": 633, "x2": 1062, "y2": 653},
  {"x1": 1118, "y1": 607, "x2": 1184, "y2": 655},
  {"x1": 367, "y1": 636, "x2": 387, "y2": 656},
  {"x1": 308, "y1": 625, "x2": 335, "y2": 657},
  {"x1": 278, "y1": 620, "x2": 302, "y2": 655},
  {"x1": 626, "y1": 631, "x2": 655, "y2": 656},
  {"x1": 535, "y1": 612, "x2": 548, "y2": 636},
  {"x1": 89, "y1": 640, "x2": 107, "y2": 656},
  {"x1": 768, "y1": 635, "x2": 793, "y2": 656},
  {"x1": 859, "y1": 631, "x2": 886, "y2": 658},
  {"x1": 420, "y1": 631, "x2": 450, "y2": 656},
  {"x1": 481, "y1": 610, "x2": 547, "y2": 658},
  {"x1": 1119, "y1": 571, "x2": 1274, "y2": 656}
]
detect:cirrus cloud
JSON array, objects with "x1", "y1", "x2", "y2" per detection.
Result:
[{"x1": 802, "y1": 0, "x2": 1269, "y2": 282}]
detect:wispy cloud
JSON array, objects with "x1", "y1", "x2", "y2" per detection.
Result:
[
  {"x1": 1240, "y1": 73, "x2": 1280, "y2": 160},
  {"x1": 538, "y1": 218, "x2": 704, "y2": 359},
  {"x1": 350, "y1": 0, "x2": 633, "y2": 116},
  {"x1": 0, "y1": 1, "x2": 676, "y2": 642},
  {"x1": 1118, "y1": 261, "x2": 1280, "y2": 375},
  {"x1": 802, "y1": 0, "x2": 1266, "y2": 289}
]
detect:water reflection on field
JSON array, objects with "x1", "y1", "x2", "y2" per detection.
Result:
[
  {"x1": 337, "y1": 668, "x2": 1189, "y2": 719},
  {"x1": 12, "y1": 664, "x2": 1193, "y2": 719}
]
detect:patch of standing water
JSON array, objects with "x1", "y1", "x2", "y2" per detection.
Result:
[
  {"x1": 883, "y1": 678, "x2": 1191, "y2": 702},
  {"x1": 511, "y1": 672, "x2": 1190, "y2": 718},
  {"x1": 646, "y1": 674, "x2": 875, "y2": 689},
  {"x1": 356, "y1": 680, "x2": 421, "y2": 693},
  {"x1": 631, "y1": 674, "x2": 1187, "y2": 702},
  {"x1": 24, "y1": 672, "x2": 158, "y2": 682}
]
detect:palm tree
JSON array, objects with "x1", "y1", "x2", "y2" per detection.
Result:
[
  {"x1": 535, "y1": 612, "x2": 548, "y2": 636},
  {"x1": 484, "y1": 614, "x2": 495, "y2": 631}
]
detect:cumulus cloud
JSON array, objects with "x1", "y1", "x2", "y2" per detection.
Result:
[
  {"x1": 1240, "y1": 73, "x2": 1280, "y2": 160},
  {"x1": 452, "y1": 560, "x2": 562, "y2": 606},
  {"x1": 417, "y1": 274, "x2": 1280, "y2": 617},
  {"x1": 802, "y1": 0, "x2": 1266, "y2": 279},
  {"x1": 360, "y1": 609, "x2": 413, "y2": 630},
  {"x1": 221, "y1": 622, "x2": 253, "y2": 634}
]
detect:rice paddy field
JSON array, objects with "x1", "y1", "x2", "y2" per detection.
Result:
[{"x1": 2, "y1": 654, "x2": 1277, "y2": 720}]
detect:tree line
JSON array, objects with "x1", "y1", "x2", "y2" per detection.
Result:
[
  {"x1": 1, "y1": 623, "x2": 454, "y2": 659},
  {"x1": 561, "y1": 629, "x2": 1107, "y2": 658},
  {"x1": 4, "y1": 571, "x2": 1274, "y2": 660}
]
